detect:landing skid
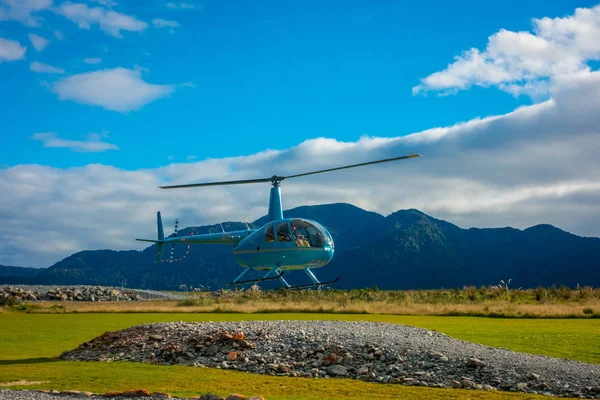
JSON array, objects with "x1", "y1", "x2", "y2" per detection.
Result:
[
  {"x1": 228, "y1": 266, "x2": 339, "y2": 289},
  {"x1": 228, "y1": 272, "x2": 284, "y2": 286},
  {"x1": 284, "y1": 276, "x2": 340, "y2": 290}
]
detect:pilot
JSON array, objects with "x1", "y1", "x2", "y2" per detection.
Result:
[{"x1": 295, "y1": 233, "x2": 310, "y2": 247}]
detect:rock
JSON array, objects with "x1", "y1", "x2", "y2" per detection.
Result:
[
  {"x1": 466, "y1": 357, "x2": 486, "y2": 367},
  {"x1": 516, "y1": 383, "x2": 528, "y2": 391},
  {"x1": 358, "y1": 367, "x2": 369, "y2": 375},
  {"x1": 451, "y1": 380, "x2": 463, "y2": 388},
  {"x1": 199, "y1": 394, "x2": 223, "y2": 400},
  {"x1": 121, "y1": 388, "x2": 151, "y2": 397},
  {"x1": 529, "y1": 373, "x2": 541, "y2": 380},
  {"x1": 225, "y1": 395, "x2": 246, "y2": 400},
  {"x1": 326, "y1": 364, "x2": 347, "y2": 376},
  {"x1": 149, "y1": 393, "x2": 172, "y2": 398}
]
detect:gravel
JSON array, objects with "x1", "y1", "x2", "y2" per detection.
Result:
[
  {"x1": 1, "y1": 285, "x2": 184, "y2": 301},
  {"x1": 60, "y1": 320, "x2": 600, "y2": 398}
]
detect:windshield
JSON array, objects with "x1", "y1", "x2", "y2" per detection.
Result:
[{"x1": 290, "y1": 219, "x2": 329, "y2": 248}]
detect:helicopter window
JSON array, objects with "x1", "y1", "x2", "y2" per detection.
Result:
[
  {"x1": 265, "y1": 224, "x2": 275, "y2": 242},
  {"x1": 290, "y1": 219, "x2": 327, "y2": 248},
  {"x1": 276, "y1": 222, "x2": 292, "y2": 242}
]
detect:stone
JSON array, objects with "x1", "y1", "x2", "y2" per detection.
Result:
[
  {"x1": 149, "y1": 335, "x2": 164, "y2": 341},
  {"x1": 516, "y1": 383, "x2": 528, "y2": 391},
  {"x1": 149, "y1": 393, "x2": 172, "y2": 399},
  {"x1": 358, "y1": 367, "x2": 369, "y2": 375},
  {"x1": 121, "y1": 388, "x2": 151, "y2": 397},
  {"x1": 199, "y1": 394, "x2": 223, "y2": 400},
  {"x1": 451, "y1": 380, "x2": 462, "y2": 388},
  {"x1": 326, "y1": 364, "x2": 347, "y2": 376},
  {"x1": 225, "y1": 395, "x2": 246, "y2": 400},
  {"x1": 466, "y1": 357, "x2": 486, "y2": 367}
]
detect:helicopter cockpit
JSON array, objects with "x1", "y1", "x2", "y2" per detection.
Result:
[
  {"x1": 263, "y1": 219, "x2": 333, "y2": 249},
  {"x1": 290, "y1": 219, "x2": 332, "y2": 248}
]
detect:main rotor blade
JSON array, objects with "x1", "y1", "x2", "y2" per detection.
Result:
[
  {"x1": 160, "y1": 177, "x2": 272, "y2": 189},
  {"x1": 283, "y1": 153, "x2": 422, "y2": 180},
  {"x1": 159, "y1": 153, "x2": 422, "y2": 189}
]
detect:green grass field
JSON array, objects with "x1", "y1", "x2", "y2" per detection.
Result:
[{"x1": 1, "y1": 312, "x2": 598, "y2": 399}]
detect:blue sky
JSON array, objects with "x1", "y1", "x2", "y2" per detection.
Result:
[
  {"x1": 1, "y1": 0, "x2": 597, "y2": 169},
  {"x1": 2, "y1": 0, "x2": 600, "y2": 267}
]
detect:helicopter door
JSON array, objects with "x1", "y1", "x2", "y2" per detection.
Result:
[
  {"x1": 265, "y1": 224, "x2": 275, "y2": 242},
  {"x1": 276, "y1": 222, "x2": 292, "y2": 242}
]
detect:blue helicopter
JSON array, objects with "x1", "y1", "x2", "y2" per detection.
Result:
[{"x1": 137, "y1": 154, "x2": 421, "y2": 289}]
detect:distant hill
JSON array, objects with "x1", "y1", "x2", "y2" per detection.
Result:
[
  {"x1": 0, "y1": 265, "x2": 40, "y2": 282},
  {"x1": 2, "y1": 203, "x2": 599, "y2": 290}
]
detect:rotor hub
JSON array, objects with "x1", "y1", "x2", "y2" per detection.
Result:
[{"x1": 270, "y1": 175, "x2": 285, "y2": 186}]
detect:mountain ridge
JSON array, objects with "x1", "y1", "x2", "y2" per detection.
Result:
[{"x1": 2, "y1": 203, "x2": 599, "y2": 290}]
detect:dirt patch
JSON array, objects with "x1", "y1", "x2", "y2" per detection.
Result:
[{"x1": 0, "y1": 380, "x2": 49, "y2": 387}]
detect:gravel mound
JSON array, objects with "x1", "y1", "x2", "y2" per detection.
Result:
[{"x1": 60, "y1": 320, "x2": 600, "y2": 398}]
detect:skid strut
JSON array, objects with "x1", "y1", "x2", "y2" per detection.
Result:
[
  {"x1": 228, "y1": 267, "x2": 339, "y2": 289},
  {"x1": 228, "y1": 268, "x2": 284, "y2": 286}
]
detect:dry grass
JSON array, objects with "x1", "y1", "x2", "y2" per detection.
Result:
[{"x1": 18, "y1": 298, "x2": 600, "y2": 318}]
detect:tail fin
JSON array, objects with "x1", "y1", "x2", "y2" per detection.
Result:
[
  {"x1": 157, "y1": 211, "x2": 165, "y2": 241},
  {"x1": 136, "y1": 211, "x2": 166, "y2": 263},
  {"x1": 155, "y1": 211, "x2": 165, "y2": 263}
]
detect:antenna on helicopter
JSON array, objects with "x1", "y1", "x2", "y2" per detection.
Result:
[
  {"x1": 219, "y1": 223, "x2": 225, "y2": 233},
  {"x1": 242, "y1": 217, "x2": 250, "y2": 230}
]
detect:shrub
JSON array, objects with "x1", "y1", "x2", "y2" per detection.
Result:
[{"x1": 583, "y1": 307, "x2": 594, "y2": 315}]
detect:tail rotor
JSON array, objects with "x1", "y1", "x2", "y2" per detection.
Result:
[{"x1": 136, "y1": 212, "x2": 191, "y2": 263}]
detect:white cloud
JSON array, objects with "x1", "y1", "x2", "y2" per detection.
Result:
[
  {"x1": 152, "y1": 18, "x2": 179, "y2": 28},
  {"x1": 54, "y1": 30, "x2": 64, "y2": 40},
  {"x1": 28, "y1": 33, "x2": 49, "y2": 51},
  {"x1": 83, "y1": 57, "x2": 102, "y2": 64},
  {"x1": 30, "y1": 61, "x2": 64, "y2": 74},
  {"x1": 56, "y1": 2, "x2": 147, "y2": 38},
  {"x1": 413, "y1": 5, "x2": 600, "y2": 98},
  {"x1": 90, "y1": 0, "x2": 117, "y2": 7},
  {"x1": 166, "y1": 2, "x2": 195, "y2": 9},
  {"x1": 30, "y1": 132, "x2": 118, "y2": 152},
  {"x1": 53, "y1": 67, "x2": 178, "y2": 112},
  {"x1": 0, "y1": 0, "x2": 52, "y2": 26},
  {"x1": 4, "y1": 70, "x2": 600, "y2": 267},
  {"x1": 0, "y1": 36, "x2": 26, "y2": 62}
]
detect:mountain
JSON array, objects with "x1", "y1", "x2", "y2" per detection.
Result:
[
  {"x1": 0, "y1": 265, "x2": 40, "y2": 281},
  {"x1": 1, "y1": 203, "x2": 599, "y2": 290}
]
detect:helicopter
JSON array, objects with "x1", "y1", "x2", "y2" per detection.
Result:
[{"x1": 137, "y1": 153, "x2": 422, "y2": 289}]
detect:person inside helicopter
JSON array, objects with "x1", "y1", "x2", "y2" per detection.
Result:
[{"x1": 290, "y1": 219, "x2": 326, "y2": 247}]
